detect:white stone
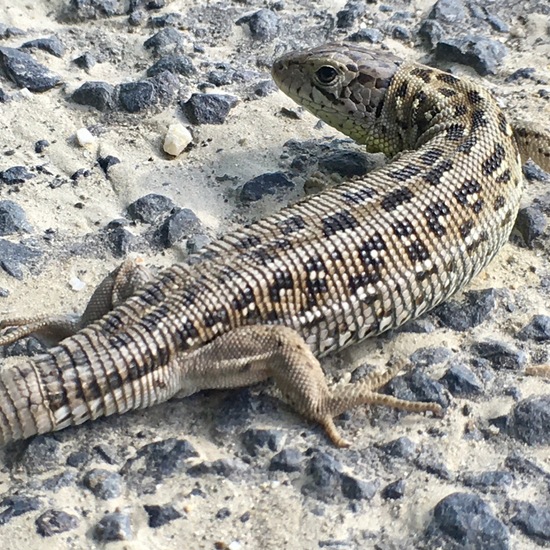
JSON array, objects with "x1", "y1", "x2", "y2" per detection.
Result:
[
  {"x1": 75, "y1": 127, "x2": 96, "y2": 147},
  {"x1": 163, "y1": 123, "x2": 192, "y2": 156}
]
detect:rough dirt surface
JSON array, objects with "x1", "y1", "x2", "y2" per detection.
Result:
[{"x1": 0, "y1": 0, "x2": 549, "y2": 549}]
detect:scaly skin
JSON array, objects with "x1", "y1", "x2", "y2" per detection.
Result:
[{"x1": 1, "y1": 43, "x2": 549, "y2": 446}]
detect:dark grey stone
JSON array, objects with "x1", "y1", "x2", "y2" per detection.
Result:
[
  {"x1": 410, "y1": 346, "x2": 452, "y2": 368},
  {"x1": 147, "y1": 54, "x2": 196, "y2": 78},
  {"x1": 392, "y1": 26, "x2": 411, "y2": 41},
  {"x1": 117, "y1": 80, "x2": 156, "y2": 113},
  {"x1": 0, "y1": 200, "x2": 32, "y2": 235},
  {"x1": 42, "y1": 472, "x2": 76, "y2": 491},
  {"x1": 508, "y1": 396, "x2": 550, "y2": 445},
  {"x1": 73, "y1": 52, "x2": 96, "y2": 69},
  {"x1": 143, "y1": 27, "x2": 185, "y2": 54},
  {"x1": 380, "y1": 436, "x2": 417, "y2": 459},
  {"x1": 517, "y1": 315, "x2": 550, "y2": 342},
  {"x1": 0, "y1": 23, "x2": 25, "y2": 39},
  {"x1": 336, "y1": 1, "x2": 367, "y2": 29},
  {"x1": 0, "y1": 47, "x2": 61, "y2": 92},
  {"x1": 183, "y1": 93, "x2": 239, "y2": 125},
  {"x1": 269, "y1": 448, "x2": 303, "y2": 473},
  {"x1": 34, "y1": 139, "x2": 50, "y2": 153},
  {"x1": 441, "y1": 363, "x2": 483, "y2": 396},
  {"x1": 94, "y1": 512, "x2": 132, "y2": 542},
  {"x1": 104, "y1": 225, "x2": 137, "y2": 258},
  {"x1": 72, "y1": 81, "x2": 115, "y2": 111},
  {"x1": 98, "y1": 155, "x2": 121, "y2": 174},
  {"x1": 434, "y1": 289, "x2": 496, "y2": 331},
  {"x1": 514, "y1": 206, "x2": 547, "y2": 247},
  {"x1": 150, "y1": 12, "x2": 185, "y2": 28},
  {"x1": 318, "y1": 150, "x2": 376, "y2": 178},
  {"x1": 347, "y1": 28, "x2": 383, "y2": 43},
  {"x1": 237, "y1": 9, "x2": 280, "y2": 41},
  {"x1": 304, "y1": 452, "x2": 343, "y2": 495},
  {"x1": 121, "y1": 438, "x2": 199, "y2": 484},
  {"x1": 523, "y1": 160, "x2": 550, "y2": 182},
  {"x1": 240, "y1": 172, "x2": 294, "y2": 202},
  {"x1": 36, "y1": 509, "x2": 79, "y2": 537},
  {"x1": 470, "y1": 340, "x2": 526, "y2": 370},
  {"x1": 486, "y1": 14, "x2": 510, "y2": 33},
  {"x1": 126, "y1": 193, "x2": 175, "y2": 224},
  {"x1": 241, "y1": 428, "x2": 284, "y2": 456},
  {"x1": 21, "y1": 436, "x2": 63, "y2": 475},
  {"x1": 505, "y1": 67, "x2": 536, "y2": 82},
  {"x1": 144, "y1": 504, "x2": 182, "y2": 528},
  {"x1": 83, "y1": 469, "x2": 123, "y2": 500},
  {"x1": 186, "y1": 233, "x2": 211, "y2": 253},
  {"x1": 1, "y1": 165, "x2": 35, "y2": 184},
  {"x1": 60, "y1": 0, "x2": 124, "y2": 21},
  {"x1": 187, "y1": 458, "x2": 248, "y2": 478},
  {"x1": 418, "y1": 20, "x2": 445, "y2": 49},
  {"x1": 462, "y1": 470, "x2": 513, "y2": 490},
  {"x1": 0, "y1": 495, "x2": 42, "y2": 525},
  {"x1": 66, "y1": 450, "x2": 91, "y2": 468},
  {"x1": 428, "y1": 0, "x2": 466, "y2": 24},
  {"x1": 21, "y1": 36, "x2": 65, "y2": 58},
  {"x1": 426, "y1": 492, "x2": 509, "y2": 549},
  {"x1": 149, "y1": 70, "x2": 179, "y2": 107},
  {"x1": 511, "y1": 501, "x2": 550, "y2": 542},
  {"x1": 434, "y1": 35, "x2": 508, "y2": 76},
  {"x1": 386, "y1": 370, "x2": 450, "y2": 409},
  {"x1": 341, "y1": 474, "x2": 377, "y2": 501},
  {"x1": 155, "y1": 208, "x2": 202, "y2": 247},
  {"x1": 382, "y1": 479, "x2": 405, "y2": 500}
]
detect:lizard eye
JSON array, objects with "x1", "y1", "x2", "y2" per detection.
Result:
[{"x1": 315, "y1": 65, "x2": 339, "y2": 85}]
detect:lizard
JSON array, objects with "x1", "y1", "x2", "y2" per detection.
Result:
[{"x1": 0, "y1": 43, "x2": 549, "y2": 447}]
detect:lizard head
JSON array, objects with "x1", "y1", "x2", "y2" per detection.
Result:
[{"x1": 272, "y1": 43, "x2": 402, "y2": 152}]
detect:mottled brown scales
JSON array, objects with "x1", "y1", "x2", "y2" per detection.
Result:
[{"x1": 1, "y1": 43, "x2": 550, "y2": 447}]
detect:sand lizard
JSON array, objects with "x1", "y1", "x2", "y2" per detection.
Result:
[{"x1": 0, "y1": 43, "x2": 549, "y2": 447}]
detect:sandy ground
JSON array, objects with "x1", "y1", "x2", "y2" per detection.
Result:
[{"x1": 0, "y1": 0, "x2": 549, "y2": 548}]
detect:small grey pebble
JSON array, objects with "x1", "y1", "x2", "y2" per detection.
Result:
[
  {"x1": 144, "y1": 504, "x2": 182, "y2": 528},
  {"x1": 426, "y1": 492, "x2": 510, "y2": 549},
  {"x1": 269, "y1": 448, "x2": 303, "y2": 473},
  {"x1": 0, "y1": 496, "x2": 42, "y2": 526},
  {"x1": 1, "y1": 165, "x2": 35, "y2": 184},
  {"x1": 147, "y1": 54, "x2": 195, "y2": 78},
  {"x1": 381, "y1": 479, "x2": 405, "y2": 500},
  {"x1": 241, "y1": 428, "x2": 284, "y2": 456},
  {"x1": 73, "y1": 52, "x2": 96, "y2": 69},
  {"x1": 72, "y1": 81, "x2": 115, "y2": 111},
  {"x1": 183, "y1": 93, "x2": 239, "y2": 125},
  {"x1": 83, "y1": 469, "x2": 123, "y2": 500},
  {"x1": 237, "y1": 9, "x2": 280, "y2": 41},
  {"x1": 507, "y1": 396, "x2": 550, "y2": 445},
  {"x1": 441, "y1": 363, "x2": 483, "y2": 396},
  {"x1": 36, "y1": 509, "x2": 79, "y2": 537},
  {"x1": 126, "y1": 193, "x2": 175, "y2": 224},
  {"x1": 240, "y1": 172, "x2": 293, "y2": 202},
  {"x1": 94, "y1": 512, "x2": 132, "y2": 542},
  {"x1": 511, "y1": 501, "x2": 550, "y2": 542},
  {"x1": 0, "y1": 200, "x2": 32, "y2": 235},
  {"x1": 380, "y1": 436, "x2": 417, "y2": 459},
  {"x1": 21, "y1": 36, "x2": 65, "y2": 58},
  {"x1": 517, "y1": 315, "x2": 550, "y2": 342},
  {"x1": 470, "y1": 340, "x2": 526, "y2": 370},
  {"x1": 0, "y1": 47, "x2": 61, "y2": 92},
  {"x1": 341, "y1": 474, "x2": 377, "y2": 501}
]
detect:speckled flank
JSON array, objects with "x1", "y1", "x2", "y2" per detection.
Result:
[{"x1": 1, "y1": 43, "x2": 549, "y2": 447}]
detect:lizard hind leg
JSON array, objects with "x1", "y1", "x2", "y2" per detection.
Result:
[
  {"x1": 0, "y1": 258, "x2": 153, "y2": 347},
  {"x1": 186, "y1": 324, "x2": 443, "y2": 448}
]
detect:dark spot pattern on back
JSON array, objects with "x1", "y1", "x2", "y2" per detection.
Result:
[
  {"x1": 482, "y1": 144, "x2": 506, "y2": 176},
  {"x1": 381, "y1": 187, "x2": 414, "y2": 212},
  {"x1": 322, "y1": 210, "x2": 360, "y2": 236}
]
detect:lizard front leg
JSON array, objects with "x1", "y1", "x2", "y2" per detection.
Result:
[
  {"x1": 180, "y1": 325, "x2": 443, "y2": 447},
  {"x1": 0, "y1": 258, "x2": 153, "y2": 347}
]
